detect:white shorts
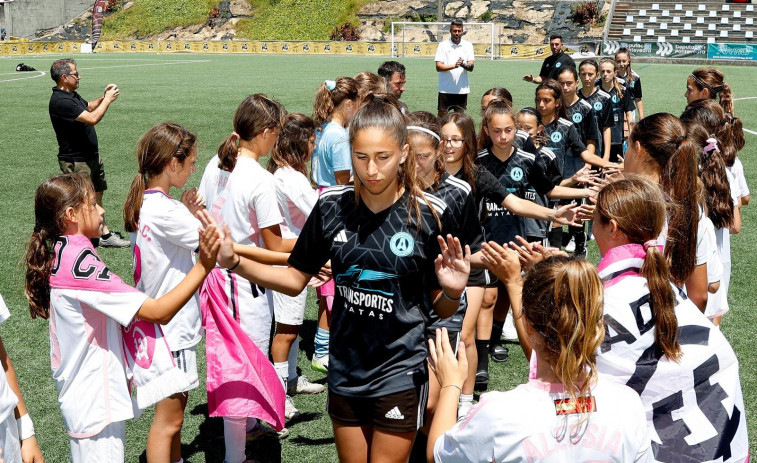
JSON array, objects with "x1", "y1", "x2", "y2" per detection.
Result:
[
  {"x1": 69, "y1": 420, "x2": 126, "y2": 463},
  {"x1": 0, "y1": 412, "x2": 21, "y2": 463},
  {"x1": 272, "y1": 287, "x2": 307, "y2": 326},
  {"x1": 173, "y1": 346, "x2": 199, "y2": 391}
]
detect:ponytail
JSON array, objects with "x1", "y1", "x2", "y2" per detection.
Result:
[
  {"x1": 313, "y1": 77, "x2": 359, "y2": 126},
  {"x1": 220, "y1": 94, "x2": 284, "y2": 172},
  {"x1": 522, "y1": 257, "x2": 605, "y2": 406},
  {"x1": 124, "y1": 123, "x2": 197, "y2": 233},
  {"x1": 26, "y1": 174, "x2": 94, "y2": 319},
  {"x1": 596, "y1": 176, "x2": 681, "y2": 361},
  {"x1": 690, "y1": 68, "x2": 734, "y2": 115}
]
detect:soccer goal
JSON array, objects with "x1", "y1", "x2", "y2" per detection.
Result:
[{"x1": 390, "y1": 21, "x2": 498, "y2": 60}]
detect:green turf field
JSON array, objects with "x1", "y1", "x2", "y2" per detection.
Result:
[{"x1": 0, "y1": 53, "x2": 755, "y2": 461}]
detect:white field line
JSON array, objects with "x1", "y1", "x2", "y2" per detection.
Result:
[{"x1": 0, "y1": 70, "x2": 46, "y2": 82}]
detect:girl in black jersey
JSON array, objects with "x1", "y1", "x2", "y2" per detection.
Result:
[
  {"x1": 599, "y1": 59, "x2": 635, "y2": 162},
  {"x1": 615, "y1": 48, "x2": 644, "y2": 120},
  {"x1": 211, "y1": 98, "x2": 471, "y2": 463},
  {"x1": 578, "y1": 59, "x2": 613, "y2": 161},
  {"x1": 557, "y1": 66, "x2": 600, "y2": 156}
]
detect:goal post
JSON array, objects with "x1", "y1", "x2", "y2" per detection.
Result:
[{"x1": 391, "y1": 21, "x2": 498, "y2": 60}]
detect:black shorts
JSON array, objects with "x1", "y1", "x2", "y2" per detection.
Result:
[
  {"x1": 609, "y1": 144, "x2": 623, "y2": 163},
  {"x1": 59, "y1": 156, "x2": 107, "y2": 192},
  {"x1": 327, "y1": 384, "x2": 428, "y2": 433},
  {"x1": 468, "y1": 268, "x2": 495, "y2": 287},
  {"x1": 424, "y1": 329, "x2": 460, "y2": 356},
  {"x1": 437, "y1": 93, "x2": 468, "y2": 113}
]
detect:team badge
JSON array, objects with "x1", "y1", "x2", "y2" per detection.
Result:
[
  {"x1": 572, "y1": 113, "x2": 583, "y2": 123},
  {"x1": 551, "y1": 132, "x2": 563, "y2": 143},
  {"x1": 594, "y1": 101, "x2": 603, "y2": 111},
  {"x1": 556, "y1": 62, "x2": 562, "y2": 68},
  {"x1": 510, "y1": 167, "x2": 524, "y2": 181},
  {"x1": 612, "y1": 95, "x2": 620, "y2": 103},
  {"x1": 390, "y1": 232, "x2": 414, "y2": 257}
]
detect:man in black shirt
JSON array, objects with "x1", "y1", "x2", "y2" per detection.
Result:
[
  {"x1": 48, "y1": 58, "x2": 129, "y2": 247},
  {"x1": 523, "y1": 34, "x2": 576, "y2": 84}
]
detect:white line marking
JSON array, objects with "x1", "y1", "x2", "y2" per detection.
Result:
[
  {"x1": 0, "y1": 71, "x2": 46, "y2": 83},
  {"x1": 734, "y1": 97, "x2": 757, "y2": 101},
  {"x1": 77, "y1": 59, "x2": 210, "y2": 71},
  {"x1": 743, "y1": 128, "x2": 757, "y2": 136}
]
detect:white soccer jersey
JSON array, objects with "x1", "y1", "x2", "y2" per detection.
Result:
[
  {"x1": 273, "y1": 166, "x2": 317, "y2": 239},
  {"x1": 200, "y1": 156, "x2": 283, "y2": 246},
  {"x1": 0, "y1": 294, "x2": 19, "y2": 424},
  {"x1": 49, "y1": 235, "x2": 148, "y2": 437},
  {"x1": 434, "y1": 377, "x2": 652, "y2": 462},
  {"x1": 435, "y1": 39, "x2": 475, "y2": 94},
  {"x1": 134, "y1": 190, "x2": 202, "y2": 350},
  {"x1": 729, "y1": 158, "x2": 749, "y2": 200}
]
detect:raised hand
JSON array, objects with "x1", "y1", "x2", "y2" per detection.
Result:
[
  {"x1": 554, "y1": 202, "x2": 580, "y2": 227},
  {"x1": 480, "y1": 241, "x2": 522, "y2": 283},
  {"x1": 181, "y1": 187, "x2": 205, "y2": 216},
  {"x1": 427, "y1": 328, "x2": 467, "y2": 392},
  {"x1": 434, "y1": 234, "x2": 470, "y2": 299}
]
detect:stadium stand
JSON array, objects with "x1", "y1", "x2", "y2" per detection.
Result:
[{"x1": 606, "y1": 1, "x2": 756, "y2": 43}]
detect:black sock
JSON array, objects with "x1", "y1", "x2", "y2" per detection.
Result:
[
  {"x1": 101, "y1": 232, "x2": 112, "y2": 239},
  {"x1": 476, "y1": 340, "x2": 490, "y2": 371},
  {"x1": 491, "y1": 320, "x2": 504, "y2": 345},
  {"x1": 548, "y1": 227, "x2": 562, "y2": 249}
]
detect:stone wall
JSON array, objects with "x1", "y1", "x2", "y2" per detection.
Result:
[{"x1": 1, "y1": 0, "x2": 92, "y2": 39}]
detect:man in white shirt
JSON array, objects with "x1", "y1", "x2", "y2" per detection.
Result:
[{"x1": 435, "y1": 19, "x2": 475, "y2": 118}]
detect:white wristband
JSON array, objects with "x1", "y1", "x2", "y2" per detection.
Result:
[{"x1": 17, "y1": 413, "x2": 35, "y2": 440}]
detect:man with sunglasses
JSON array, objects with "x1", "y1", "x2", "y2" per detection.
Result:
[{"x1": 49, "y1": 58, "x2": 129, "y2": 248}]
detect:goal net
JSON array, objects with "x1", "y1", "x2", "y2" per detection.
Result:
[{"x1": 390, "y1": 22, "x2": 498, "y2": 60}]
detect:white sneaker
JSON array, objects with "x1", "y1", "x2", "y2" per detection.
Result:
[
  {"x1": 285, "y1": 395, "x2": 300, "y2": 421},
  {"x1": 503, "y1": 311, "x2": 518, "y2": 341},
  {"x1": 565, "y1": 236, "x2": 576, "y2": 253},
  {"x1": 311, "y1": 355, "x2": 329, "y2": 373},
  {"x1": 288, "y1": 375, "x2": 325, "y2": 395},
  {"x1": 458, "y1": 401, "x2": 473, "y2": 421}
]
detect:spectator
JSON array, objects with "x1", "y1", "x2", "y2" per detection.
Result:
[
  {"x1": 435, "y1": 19, "x2": 475, "y2": 118},
  {"x1": 523, "y1": 34, "x2": 576, "y2": 85}
]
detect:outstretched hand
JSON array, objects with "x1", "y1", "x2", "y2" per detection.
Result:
[
  {"x1": 434, "y1": 235, "x2": 470, "y2": 298},
  {"x1": 181, "y1": 187, "x2": 205, "y2": 216},
  {"x1": 506, "y1": 236, "x2": 568, "y2": 271},
  {"x1": 481, "y1": 241, "x2": 522, "y2": 283},
  {"x1": 553, "y1": 203, "x2": 581, "y2": 227}
]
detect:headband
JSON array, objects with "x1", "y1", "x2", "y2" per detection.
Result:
[
  {"x1": 407, "y1": 125, "x2": 441, "y2": 142},
  {"x1": 325, "y1": 80, "x2": 336, "y2": 91},
  {"x1": 690, "y1": 74, "x2": 719, "y2": 96}
]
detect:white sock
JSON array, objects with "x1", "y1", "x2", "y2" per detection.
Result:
[
  {"x1": 274, "y1": 361, "x2": 288, "y2": 390},
  {"x1": 287, "y1": 337, "x2": 299, "y2": 383},
  {"x1": 459, "y1": 394, "x2": 474, "y2": 405},
  {"x1": 173, "y1": 459, "x2": 184, "y2": 463},
  {"x1": 223, "y1": 416, "x2": 247, "y2": 463}
]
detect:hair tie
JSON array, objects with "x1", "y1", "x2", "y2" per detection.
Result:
[
  {"x1": 138, "y1": 170, "x2": 145, "y2": 175},
  {"x1": 407, "y1": 125, "x2": 441, "y2": 142},
  {"x1": 325, "y1": 80, "x2": 336, "y2": 91},
  {"x1": 643, "y1": 239, "x2": 658, "y2": 252},
  {"x1": 703, "y1": 137, "x2": 720, "y2": 158},
  {"x1": 675, "y1": 136, "x2": 685, "y2": 148}
]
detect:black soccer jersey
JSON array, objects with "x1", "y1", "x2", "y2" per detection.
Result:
[
  {"x1": 512, "y1": 129, "x2": 539, "y2": 156},
  {"x1": 523, "y1": 146, "x2": 562, "y2": 239},
  {"x1": 605, "y1": 85, "x2": 635, "y2": 145},
  {"x1": 565, "y1": 98, "x2": 600, "y2": 150},
  {"x1": 620, "y1": 70, "x2": 643, "y2": 100},
  {"x1": 288, "y1": 186, "x2": 454, "y2": 397},
  {"x1": 542, "y1": 117, "x2": 586, "y2": 179},
  {"x1": 539, "y1": 52, "x2": 576, "y2": 81},
  {"x1": 426, "y1": 173, "x2": 483, "y2": 331},
  {"x1": 580, "y1": 88, "x2": 614, "y2": 159},
  {"x1": 476, "y1": 147, "x2": 555, "y2": 244}
]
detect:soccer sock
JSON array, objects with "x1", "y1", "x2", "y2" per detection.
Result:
[
  {"x1": 491, "y1": 320, "x2": 504, "y2": 345},
  {"x1": 287, "y1": 337, "x2": 299, "y2": 384},
  {"x1": 274, "y1": 362, "x2": 288, "y2": 390},
  {"x1": 459, "y1": 394, "x2": 473, "y2": 406},
  {"x1": 548, "y1": 227, "x2": 562, "y2": 249},
  {"x1": 475, "y1": 340, "x2": 490, "y2": 371},
  {"x1": 223, "y1": 416, "x2": 247, "y2": 463},
  {"x1": 173, "y1": 459, "x2": 184, "y2": 463},
  {"x1": 101, "y1": 232, "x2": 112, "y2": 239},
  {"x1": 314, "y1": 327, "x2": 330, "y2": 359}
]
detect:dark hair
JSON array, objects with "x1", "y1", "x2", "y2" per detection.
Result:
[
  {"x1": 408, "y1": 111, "x2": 443, "y2": 189},
  {"x1": 680, "y1": 105, "x2": 735, "y2": 230},
  {"x1": 630, "y1": 113, "x2": 698, "y2": 286},
  {"x1": 522, "y1": 256, "x2": 604, "y2": 406},
  {"x1": 549, "y1": 34, "x2": 563, "y2": 42},
  {"x1": 349, "y1": 97, "x2": 438, "y2": 229},
  {"x1": 579, "y1": 59, "x2": 600, "y2": 74},
  {"x1": 377, "y1": 61, "x2": 406, "y2": 81},
  {"x1": 450, "y1": 19, "x2": 464, "y2": 28},
  {"x1": 517, "y1": 107, "x2": 548, "y2": 147},
  {"x1": 313, "y1": 77, "x2": 359, "y2": 126},
  {"x1": 267, "y1": 113, "x2": 317, "y2": 178},
  {"x1": 599, "y1": 58, "x2": 625, "y2": 98},
  {"x1": 50, "y1": 58, "x2": 75, "y2": 83},
  {"x1": 26, "y1": 174, "x2": 95, "y2": 319},
  {"x1": 218, "y1": 94, "x2": 284, "y2": 172},
  {"x1": 482, "y1": 87, "x2": 513, "y2": 105},
  {"x1": 124, "y1": 123, "x2": 197, "y2": 233},
  {"x1": 354, "y1": 71, "x2": 386, "y2": 104},
  {"x1": 596, "y1": 176, "x2": 681, "y2": 361},
  {"x1": 615, "y1": 47, "x2": 636, "y2": 85},
  {"x1": 557, "y1": 65, "x2": 579, "y2": 82},
  {"x1": 690, "y1": 68, "x2": 734, "y2": 115},
  {"x1": 682, "y1": 98, "x2": 737, "y2": 166},
  {"x1": 535, "y1": 79, "x2": 567, "y2": 120},
  {"x1": 478, "y1": 99, "x2": 516, "y2": 151},
  {"x1": 441, "y1": 111, "x2": 478, "y2": 198}
]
